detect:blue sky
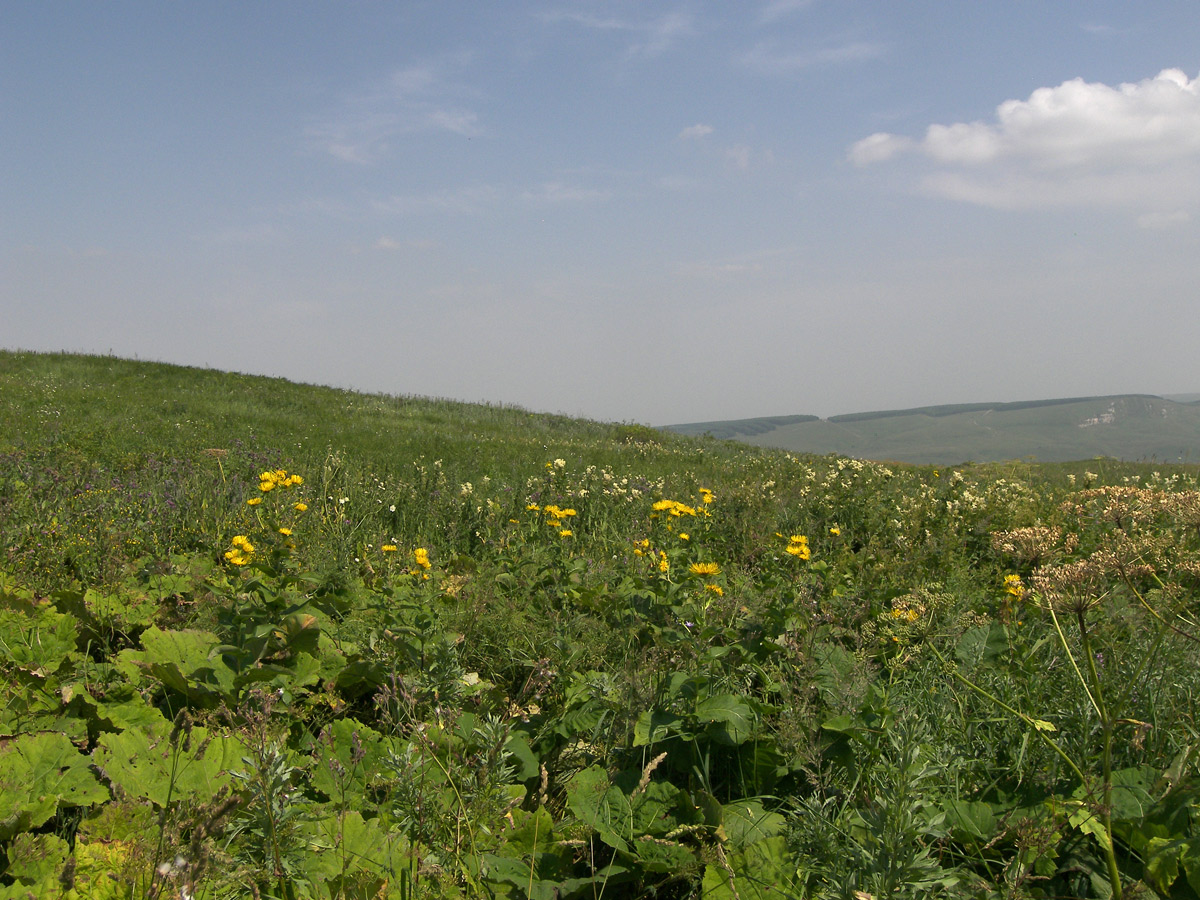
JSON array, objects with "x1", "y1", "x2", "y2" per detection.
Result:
[{"x1": 4, "y1": 2, "x2": 1200, "y2": 424}]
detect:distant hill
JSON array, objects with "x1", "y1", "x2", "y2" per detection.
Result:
[{"x1": 663, "y1": 395, "x2": 1200, "y2": 464}]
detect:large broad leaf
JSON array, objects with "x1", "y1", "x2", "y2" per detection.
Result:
[
  {"x1": 565, "y1": 765, "x2": 632, "y2": 852},
  {"x1": 116, "y1": 626, "x2": 237, "y2": 706},
  {"x1": 302, "y1": 810, "x2": 409, "y2": 882},
  {"x1": 0, "y1": 731, "x2": 109, "y2": 840},
  {"x1": 309, "y1": 717, "x2": 388, "y2": 806},
  {"x1": 955, "y1": 622, "x2": 1009, "y2": 669},
  {"x1": 695, "y1": 694, "x2": 757, "y2": 746},
  {"x1": 0, "y1": 832, "x2": 70, "y2": 897},
  {"x1": 0, "y1": 604, "x2": 79, "y2": 675},
  {"x1": 720, "y1": 800, "x2": 786, "y2": 850},
  {"x1": 701, "y1": 836, "x2": 794, "y2": 900},
  {"x1": 94, "y1": 720, "x2": 246, "y2": 808}
]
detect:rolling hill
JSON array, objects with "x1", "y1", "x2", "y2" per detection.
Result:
[{"x1": 663, "y1": 394, "x2": 1200, "y2": 464}]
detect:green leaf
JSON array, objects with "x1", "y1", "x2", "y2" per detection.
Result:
[
  {"x1": 702, "y1": 836, "x2": 794, "y2": 900},
  {"x1": 0, "y1": 832, "x2": 70, "y2": 896},
  {"x1": 565, "y1": 765, "x2": 632, "y2": 852},
  {"x1": 695, "y1": 694, "x2": 757, "y2": 746},
  {"x1": 633, "y1": 709, "x2": 683, "y2": 746},
  {"x1": 955, "y1": 622, "x2": 1009, "y2": 668},
  {"x1": 0, "y1": 731, "x2": 108, "y2": 840},
  {"x1": 720, "y1": 801, "x2": 786, "y2": 850},
  {"x1": 943, "y1": 799, "x2": 998, "y2": 842},
  {"x1": 94, "y1": 720, "x2": 245, "y2": 808}
]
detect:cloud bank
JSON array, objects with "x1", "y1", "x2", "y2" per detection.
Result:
[{"x1": 850, "y1": 68, "x2": 1200, "y2": 215}]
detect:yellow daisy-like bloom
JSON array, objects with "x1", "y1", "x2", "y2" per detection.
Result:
[
  {"x1": 289, "y1": 474, "x2": 304, "y2": 486},
  {"x1": 786, "y1": 543, "x2": 812, "y2": 559},
  {"x1": 705, "y1": 583, "x2": 724, "y2": 596},
  {"x1": 678, "y1": 533, "x2": 690, "y2": 541},
  {"x1": 689, "y1": 562, "x2": 720, "y2": 576},
  {"x1": 526, "y1": 503, "x2": 541, "y2": 511},
  {"x1": 559, "y1": 529, "x2": 573, "y2": 537},
  {"x1": 247, "y1": 497, "x2": 262, "y2": 506},
  {"x1": 652, "y1": 500, "x2": 674, "y2": 512},
  {"x1": 829, "y1": 527, "x2": 840, "y2": 536},
  {"x1": 381, "y1": 544, "x2": 398, "y2": 552},
  {"x1": 658, "y1": 552, "x2": 669, "y2": 573},
  {"x1": 278, "y1": 527, "x2": 292, "y2": 536},
  {"x1": 294, "y1": 502, "x2": 308, "y2": 512},
  {"x1": 414, "y1": 548, "x2": 431, "y2": 569},
  {"x1": 1003, "y1": 574, "x2": 1026, "y2": 600},
  {"x1": 259, "y1": 480, "x2": 275, "y2": 492},
  {"x1": 699, "y1": 488, "x2": 714, "y2": 504}
]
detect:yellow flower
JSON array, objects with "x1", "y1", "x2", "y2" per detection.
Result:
[
  {"x1": 381, "y1": 544, "x2": 398, "y2": 552},
  {"x1": 705, "y1": 584, "x2": 724, "y2": 596},
  {"x1": 689, "y1": 562, "x2": 720, "y2": 576},
  {"x1": 278, "y1": 527, "x2": 292, "y2": 536},
  {"x1": 294, "y1": 502, "x2": 308, "y2": 512},
  {"x1": 678, "y1": 533, "x2": 690, "y2": 541},
  {"x1": 786, "y1": 543, "x2": 812, "y2": 559},
  {"x1": 247, "y1": 497, "x2": 262, "y2": 506},
  {"x1": 289, "y1": 474, "x2": 304, "y2": 486},
  {"x1": 699, "y1": 488, "x2": 714, "y2": 504},
  {"x1": 559, "y1": 529, "x2": 573, "y2": 537},
  {"x1": 1003, "y1": 574, "x2": 1026, "y2": 600},
  {"x1": 414, "y1": 548, "x2": 431, "y2": 569},
  {"x1": 259, "y1": 480, "x2": 275, "y2": 492},
  {"x1": 829, "y1": 526, "x2": 840, "y2": 536},
  {"x1": 527, "y1": 503, "x2": 541, "y2": 511},
  {"x1": 658, "y1": 552, "x2": 669, "y2": 573}
]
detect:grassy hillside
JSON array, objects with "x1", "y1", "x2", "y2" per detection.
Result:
[
  {"x1": 3, "y1": 350, "x2": 1200, "y2": 899},
  {"x1": 665, "y1": 395, "x2": 1200, "y2": 464}
]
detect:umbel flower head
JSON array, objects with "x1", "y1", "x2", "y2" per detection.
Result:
[{"x1": 1031, "y1": 558, "x2": 1109, "y2": 615}]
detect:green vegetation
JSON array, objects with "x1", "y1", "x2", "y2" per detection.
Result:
[
  {"x1": 665, "y1": 396, "x2": 1200, "y2": 465},
  {"x1": 3, "y1": 349, "x2": 1200, "y2": 899}
]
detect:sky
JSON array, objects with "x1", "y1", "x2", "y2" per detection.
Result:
[{"x1": 4, "y1": 2, "x2": 1200, "y2": 425}]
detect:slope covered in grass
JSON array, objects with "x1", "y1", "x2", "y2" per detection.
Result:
[{"x1": 3, "y1": 350, "x2": 1200, "y2": 899}]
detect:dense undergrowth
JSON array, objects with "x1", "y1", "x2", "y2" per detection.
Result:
[{"x1": 2, "y1": 351, "x2": 1200, "y2": 899}]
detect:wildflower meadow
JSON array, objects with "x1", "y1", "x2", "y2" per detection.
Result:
[{"x1": 2, "y1": 351, "x2": 1200, "y2": 899}]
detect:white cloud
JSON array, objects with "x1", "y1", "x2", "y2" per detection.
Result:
[
  {"x1": 739, "y1": 39, "x2": 883, "y2": 75},
  {"x1": 308, "y1": 59, "x2": 482, "y2": 164},
  {"x1": 1136, "y1": 210, "x2": 1191, "y2": 229},
  {"x1": 850, "y1": 68, "x2": 1200, "y2": 212},
  {"x1": 757, "y1": 0, "x2": 815, "y2": 25},
  {"x1": 521, "y1": 182, "x2": 611, "y2": 204},
  {"x1": 372, "y1": 186, "x2": 501, "y2": 216},
  {"x1": 544, "y1": 9, "x2": 694, "y2": 57},
  {"x1": 678, "y1": 123, "x2": 713, "y2": 140}
]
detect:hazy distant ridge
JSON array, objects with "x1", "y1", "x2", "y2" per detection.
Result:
[{"x1": 663, "y1": 395, "x2": 1200, "y2": 464}]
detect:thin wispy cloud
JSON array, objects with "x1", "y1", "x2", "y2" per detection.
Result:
[
  {"x1": 678, "y1": 123, "x2": 713, "y2": 140},
  {"x1": 757, "y1": 0, "x2": 816, "y2": 25},
  {"x1": 544, "y1": 8, "x2": 694, "y2": 57},
  {"x1": 850, "y1": 68, "x2": 1200, "y2": 215},
  {"x1": 521, "y1": 181, "x2": 612, "y2": 204},
  {"x1": 308, "y1": 58, "x2": 482, "y2": 164},
  {"x1": 739, "y1": 38, "x2": 884, "y2": 75},
  {"x1": 371, "y1": 185, "x2": 501, "y2": 216}
]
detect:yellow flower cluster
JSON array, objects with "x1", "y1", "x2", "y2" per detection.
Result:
[
  {"x1": 259, "y1": 469, "x2": 304, "y2": 493},
  {"x1": 784, "y1": 534, "x2": 811, "y2": 560},
  {"x1": 224, "y1": 534, "x2": 254, "y2": 566},
  {"x1": 414, "y1": 548, "x2": 431, "y2": 570},
  {"x1": 1003, "y1": 574, "x2": 1026, "y2": 601},
  {"x1": 698, "y1": 487, "x2": 715, "y2": 505},
  {"x1": 541, "y1": 505, "x2": 577, "y2": 528},
  {"x1": 689, "y1": 562, "x2": 720, "y2": 576},
  {"x1": 652, "y1": 499, "x2": 697, "y2": 518}
]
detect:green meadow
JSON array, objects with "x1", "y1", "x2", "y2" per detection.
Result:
[{"x1": 3, "y1": 350, "x2": 1200, "y2": 899}]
